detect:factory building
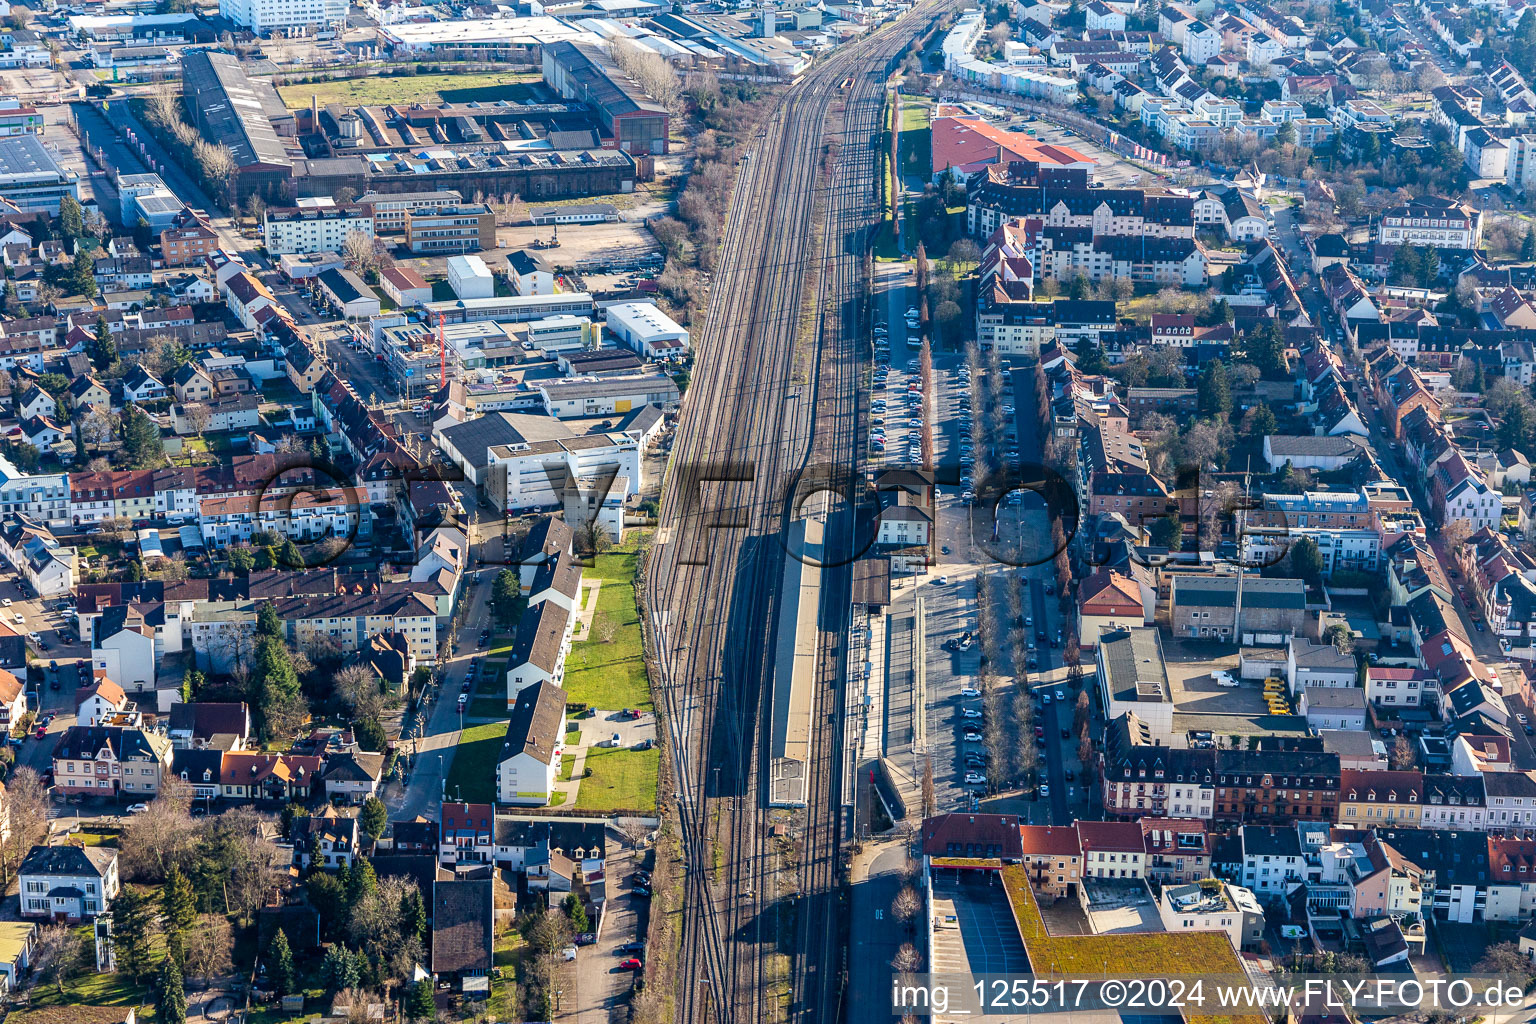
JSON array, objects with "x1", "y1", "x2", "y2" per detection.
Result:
[
  {"x1": 181, "y1": 51, "x2": 297, "y2": 203},
  {"x1": 542, "y1": 40, "x2": 670, "y2": 155}
]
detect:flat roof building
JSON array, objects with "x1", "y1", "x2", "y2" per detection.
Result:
[
  {"x1": 220, "y1": 0, "x2": 347, "y2": 34},
  {"x1": 381, "y1": 17, "x2": 596, "y2": 59},
  {"x1": 404, "y1": 203, "x2": 495, "y2": 254},
  {"x1": 603, "y1": 301, "x2": 690, "y2": 359},
  {"x1": 0, "y1": 137, "x2": 80, "y2": 214},
  {"x1": 424, "y1": 292, "x2": 594, "y2": 325},
  {"x1": 770, "y1": 517, "x2": 821, "y2": 807}
]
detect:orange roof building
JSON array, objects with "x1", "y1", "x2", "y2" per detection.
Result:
[{"x1": 930, "y1": 114, "x2": 1096, "y2": 179}]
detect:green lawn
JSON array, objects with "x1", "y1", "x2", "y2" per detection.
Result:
[
  {"x1": 31, "y1": 925, "x2": 150, "y2": 1009},
  {"x1": 467, "y1": 697, "x2": 507, "y2": 719},
  {"x1": 444, "y1": 721, "x2": 506, "y2": 803},
  {"x1": 277, "y1": 70, "x2": 540, "y2": 109},
  {"x1": 574, "y1": 745, "x2": 658, "y2": 812},
  {"x1": 899, "y1": 94, "x2": 933, "y2": 181},
  {"x1": 561, "y1": 544, "x2": 652, "y2": 711}
]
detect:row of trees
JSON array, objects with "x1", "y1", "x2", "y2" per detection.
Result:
[{"x1": 143, "y1": 82, "x2": 239, "y2": 210}]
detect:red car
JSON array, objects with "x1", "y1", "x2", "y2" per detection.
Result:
[
  {"x1": 618, "y1": 958, "x2": 642, "y2": 971},
  {"x1": 621, "y1": 709, "x2": 642, "y2": 720}
]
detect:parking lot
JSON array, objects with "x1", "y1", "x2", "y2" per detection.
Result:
[
  {"x1": 929, "y1": 872, "x2": 1031, "y2": 975},
  {"x1": 565, "y1": 832, "x2": 649, "y2": 1021}
]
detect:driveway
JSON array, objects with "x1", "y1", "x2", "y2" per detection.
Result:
[{"x1": 560, "y1": 835, "x2": 645, "y2": 1023}]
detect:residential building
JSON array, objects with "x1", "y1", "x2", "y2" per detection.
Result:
[
  {"x1": 505, "y1": 600, "x2": 572, "y2": 703},
  {"x1": 292, "y1": 815, "x2": 359, "y2": 870},
  {"x1": 216, "y1": 751, "x2": 321, "y2": 802},
  {"x1": 1076, "y1": 819, "x2": 1147, "y2": 879},
  {"x1": 50, "y1": 724, "x2": 171, "y2": 796},
  {"x1": 320, "y1": 750, "x2": 387, "y2": 805},
  {"x1": 1378, "y1": 196, "x2": 1483, "y2": 249},
  {"x1": 1214, "y1": 748, "x2": 1340, "y2": 823},
  {"x1": 1239, "y1": 824, "x2": 1305, "y2": 896},
  {"x1": 1338, "y1": 769, "x2": 1424, "y2": 826},
  {"x1": 18, "y1": 845, "x2": 118, "y2": 920},
  {"x1": 1140, "y1": 817, "x2": 1212, "y2": 883},
  {"x1": 439, "y1": 801, "x2": 494, "y2": 866},
  {"x1": 495, "y1": 680, "x2": 567, "y2": 806},
  {"x1": 1157, "y1": 880, "x2": 1265, "y2": 950},
  {"x1": 263, "y1": 205, "x2": 374, "y2": 257},
  {"x1": 1017, "y1": 825, "x2": 1083, "y2": 897}
]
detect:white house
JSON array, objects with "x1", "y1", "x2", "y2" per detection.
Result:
[
  {"x1": 1157, "y1": 881, "x2": 1265, "y2": 951},
  {"x1": 18, "y1": 844, "x2": 119, "y2": 920},
  {"x1": 15, "y1": 385, "x2": 55, "y2": 422},
  {"x1": 319, "y1": 750, "x2": 386, "y2": 805},
  {"x1": 527, "y1": 550, "x2": 582, "y2": 617},
  {"x1": 1484, "y1": 771, "x2": 1536, "y2": 836},
  {"x1": 1285, "y1": 636, "x2": 1358, "y2": 697},
  {"x1": 876, "y1": 491, "x2": 932, "y2": 548},
  {"x1": 1438, "y1": 466, "x2": 1502, "y2": 534},
  {"x1": 496, "y1": 680, "x2": 567, "y2": 806},
  {"x1": 505, "y1": 600, "x2": 573, "y2": 703},
  {"x1": 1365, "y1": 667, "x2": 1428, "y2": 709},
  {"x1": 1300, "y1": 686, "x2": 1367, "y2": 731},
  {"x1": 91, "y1": 605, "x2": 157, "y2": 695},
  {"x1": 120, "y1": 366, "x2": 166, "y2": 403},
  {"x1": 506, "y1": 250, "x2": 556, "y2": 296},
  {"x1": 1240, "y1": 825, "x2": 1305, "y2": 897},
  {"x1": 74, "y1": 677, "x2": 126, "y2": 729}
]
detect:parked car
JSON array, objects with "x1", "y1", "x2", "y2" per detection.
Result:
[{"x1": 619, "y1": 958, "x2": 643, "y2": 971}]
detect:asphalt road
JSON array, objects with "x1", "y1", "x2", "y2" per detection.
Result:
[{"x1": 388, "y1": 569, "x2": 497, "y2": 821}]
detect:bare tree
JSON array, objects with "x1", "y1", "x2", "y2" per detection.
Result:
[
  {"x1": 159, "y1": 551, "x2": 190, "y2": 583},
  {"x1": 184, "y1": 402, "x2": 212, "y2": 442},
  {"x1": 30, "y1": 923, "x2": 83, "y2": 995},
  {"x1": 333, "y1": 662, "x2": 384, "y2": 722},
  {"x1": 1, "y1": 767, "x2": 47, "y2": 885},
  {"x1": 184, "y1": 913, "x2": 233, "y2": 988},
  {"x1": 77, "y1": 408, "x2": 116, "y2": 446},
  {"x1": 343, "y1": 231, "x2": 378, "y2": 277},
  {"x1": 891, "y1": 942, "x2": 923, "y2": 973},
  {"x1": 892, "y1": 886, "x2": 921, "y2": 927},
  {"x1": 610, "y1": 39, "x2": 681, "y2": 112},
  {"x1": 192, "y1": 141, "x2": 237, "y2": 210},
  {"x1": 120, "y1": 775, "x2": 198, "y2": 881},
  {"x1": 617, "y1": 819, "x2": 651, "y2": 850}
]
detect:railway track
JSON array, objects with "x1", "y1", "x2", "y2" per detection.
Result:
[{"x1": 646, "y1": 7, "x2": 956, "y2": 1024}]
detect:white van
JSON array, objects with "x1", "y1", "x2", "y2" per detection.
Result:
[{"x1": 1213, "y1": 670, "x2": 1238, "y2": 687}]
